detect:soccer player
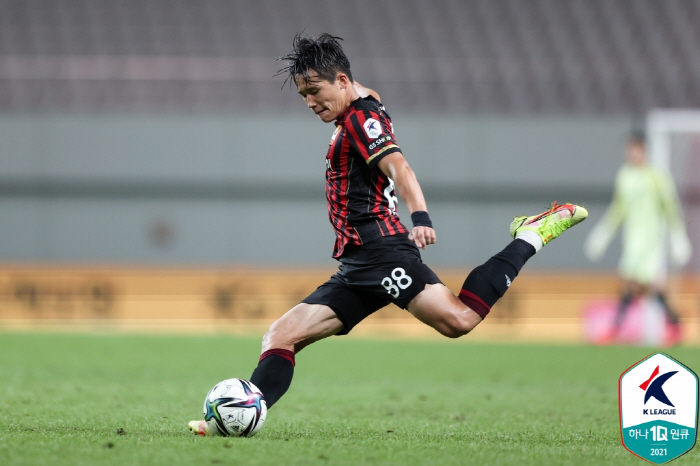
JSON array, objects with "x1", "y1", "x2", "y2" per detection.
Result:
[
  {"x1": 189, "y1": 34, "x2": 587, "y2": 435},
  {"x1": 585, "y1": 131, "x2": 691, "y2": 344}
]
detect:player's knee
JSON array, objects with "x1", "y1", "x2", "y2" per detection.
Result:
[{"x1": 261, "y1": 319, "x2": 293, "y2": 351}]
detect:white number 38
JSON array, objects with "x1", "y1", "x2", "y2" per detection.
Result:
[{"x1": 381, "y1": 268, "x2": 413, "y2": 298}]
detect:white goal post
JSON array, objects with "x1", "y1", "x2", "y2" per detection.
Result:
[
  {"x1": 646, "y1": 108, "x2": 700, "y2": 273},
  {"x1": 647, "y1": 109, "x2": 700, "y2": 170}
]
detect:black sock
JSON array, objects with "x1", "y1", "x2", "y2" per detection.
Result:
[
  {"x1": 655, "y1": 292, "x2": 680, "y2": 324},
  {"x1": 613, "y1": 291, "x2": 634, "y2": 328},
  {"x1": 250, "y1": 349, "x2": 295, "y2": 409},
  {"x1": 458, "y1": 239, "x2": 535, "y2": 318}
]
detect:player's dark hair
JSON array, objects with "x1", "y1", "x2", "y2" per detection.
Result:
[
  {"x1": 276, "y1": 33, "x2": 353, "y2": 88},
  {"x1": 629, "y1": 130, "x2": 646, "y2": 145}
]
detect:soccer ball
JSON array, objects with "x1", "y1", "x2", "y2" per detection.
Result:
[{"x1": 203, "y1": 378, "x2": 267, "y2": 437}]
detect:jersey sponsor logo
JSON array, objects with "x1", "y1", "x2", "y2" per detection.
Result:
[
  {"x1": 368, "y1": 135, "x2": 392, "y2": 151},
  {"x1": 619, "y1": 353, "x2": 698, "y2": 464},
  {"x1": 363, "y1": 118, "x2": 382, "y2": 139}
]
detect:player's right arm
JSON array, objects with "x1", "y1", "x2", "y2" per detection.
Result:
[{"x1": 584, "y1": 169, "x2": 626, "y2": 261}]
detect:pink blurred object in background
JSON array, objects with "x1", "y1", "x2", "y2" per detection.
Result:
[{"x1": 583, "y1": 298, "x2": 683, "y2": 347}]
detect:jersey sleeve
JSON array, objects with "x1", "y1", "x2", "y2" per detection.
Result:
[
  {"x1": 345, "y1": 109, "x2": 401, "y2": 169},
  {"x1": 656, "y1": 170, "x2": 686, "y2": 231}
]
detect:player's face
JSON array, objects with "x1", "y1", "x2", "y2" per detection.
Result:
[
  {"x1": 296, "y1": 71, "x2": 350, "y2": 123},
  {"x1": 626, "y1": 141, "x2": 647, "y2": 166}
]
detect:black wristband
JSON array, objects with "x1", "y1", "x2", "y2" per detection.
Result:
[{"x1": 411, "y1": 211, "x2": 433, "y2": 228}]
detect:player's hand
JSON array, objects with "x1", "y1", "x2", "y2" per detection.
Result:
[
  {"x1": 584, "y1": 223, "x2": 613, "y2": 262},
  {"x1": 584, "y1": 233, "x2": 606, "y2": 262},
  {"x1": 670, "y1": 229, "x2": 692, "y2": 267},
  {"x1": 409, "y1": 226, "x2": 436, "y2": 249}
]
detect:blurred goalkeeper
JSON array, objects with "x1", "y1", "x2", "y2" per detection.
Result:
[
  {"x1": 585, "y1": 131, "x2": 691, "y2": 344},
  {"x1": 190, "y1": 33, "x2": 588, "y2": 435}
]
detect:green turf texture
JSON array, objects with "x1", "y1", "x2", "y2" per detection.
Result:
[{"x1": 0, "y1": 332, "x2": 698, "y2": 466}]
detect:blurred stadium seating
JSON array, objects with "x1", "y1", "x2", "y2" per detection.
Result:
[
  {"x1": 1, "y1": 0, "x2": 699, "y2": 114},
  {"x1": 1, "y1": 1, "x2": 699, "y2": 342}
]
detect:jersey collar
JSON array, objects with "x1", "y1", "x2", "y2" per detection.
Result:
[{"x1": 334, "y1": 97, "x2": 363, "y2": 125}]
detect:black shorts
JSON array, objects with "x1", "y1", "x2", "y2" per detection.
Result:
[{"x1": 301, "y1": 233, "x2": 441, "y2": 335}]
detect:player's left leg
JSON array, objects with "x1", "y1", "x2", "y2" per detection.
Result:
[
  {"x1": 651, "y1": 286, "x2": 683, "y2": 346},
  {"x1": 408, "y1": 202, "x2": 588, "y2": 337},
  {"x1": 407, "y1": 283, "x2": 482, "y2": 337},
  {"x1": 407, "y1": 237, "x2": 535, "y2": 337},
  {"x1": 653, "y1": 290, "x2": 681, "y2": 325}
]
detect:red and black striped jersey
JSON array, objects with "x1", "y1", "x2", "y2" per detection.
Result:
[{"x1": 325, "y1": 96, "x2": 409, "y2": 259}]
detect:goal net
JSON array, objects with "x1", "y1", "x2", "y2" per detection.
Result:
[{"x1": 646, "y1": 109, "x2": 700, "y2": 273}]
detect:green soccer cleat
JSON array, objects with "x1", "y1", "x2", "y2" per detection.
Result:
[{"x1": 510, "y1": 202, "x2": 588, "y2": 245}]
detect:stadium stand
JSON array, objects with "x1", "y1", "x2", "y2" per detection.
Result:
[
  {"x1": 0, "y1": 0, "x2": 699, "y2": 114},
  {"x1": 1, "y1": 266, "x2": 698, "y2": 343}
]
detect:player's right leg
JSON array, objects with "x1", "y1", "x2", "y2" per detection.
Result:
[
  {"x1": 189, "y1": 303, "x2": 342, "y2": 435},
  {"x1": 260, "y1": 303, "x2": 344, "y2": 353},
  {"x1": 242, "y1": 270, "x2": 387, "y2": 417},
  {"x1": 249, "y1": 303, "x2": 343, "y2": 408}
]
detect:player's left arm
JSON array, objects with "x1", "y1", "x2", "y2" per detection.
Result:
[
  {"x1": 377, "y1": 152, "x2": 436, "y2": 249},
  {"x1": 354, "y1": 82, "x2": 381, "y2": 101},
  {"x1": 657, "y1": 171, "x2": 692, "y2": 265}
]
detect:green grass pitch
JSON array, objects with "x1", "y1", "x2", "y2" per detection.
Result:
[{"x1": 0, "y1": 332, "x2": 698, "y2": 466}]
